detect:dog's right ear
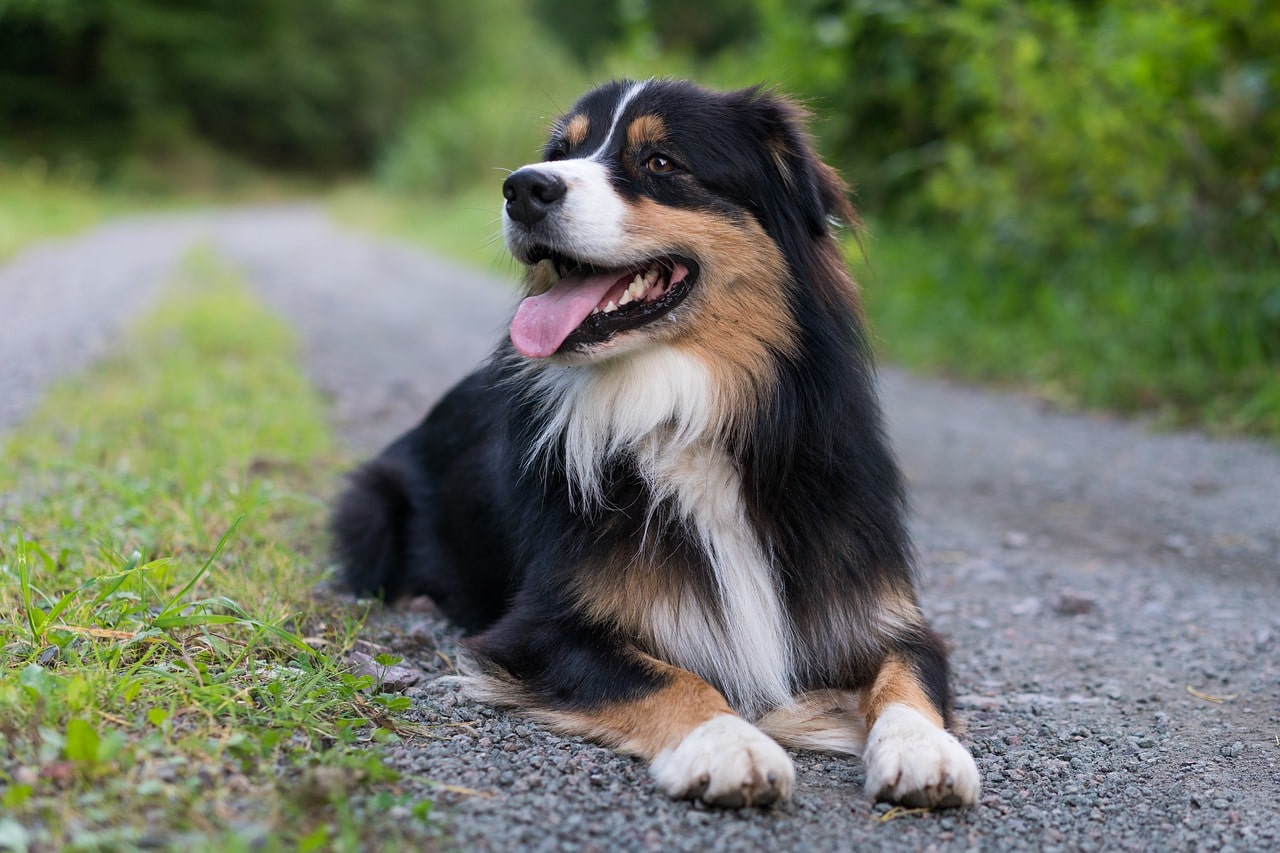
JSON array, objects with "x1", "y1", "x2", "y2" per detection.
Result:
[{"x1": 740, "y1": 88, "x2": 857, "y2": 239}]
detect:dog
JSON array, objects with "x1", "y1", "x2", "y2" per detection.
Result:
[{"x1": 333, "y1": 79, "x2": 980, "y2": 809}]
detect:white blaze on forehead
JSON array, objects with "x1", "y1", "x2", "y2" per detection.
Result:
[
  {"x1": 587, "y1": 80, "x2": 648, "y2": 162},
  {"x1": 501, "y1": 158, "x2": 628, "y2": 262}
]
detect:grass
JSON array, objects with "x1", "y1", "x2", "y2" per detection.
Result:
[
  {"x1": 0, "y1": 162, "x2": 136, "y2": 261},
  {"x1": 0, "y1": 251, "x2": 437, "y2": 850},
  {"x1": 847, "y1": 227, "x2": 1280, "y2": 440},
  {"x1": 335, "y1": 185, "x2": 1280, "y2": 441}
]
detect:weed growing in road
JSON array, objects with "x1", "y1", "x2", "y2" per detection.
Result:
[{"x1": 0, "y1": 252, "x2": 435, "y2": 850}]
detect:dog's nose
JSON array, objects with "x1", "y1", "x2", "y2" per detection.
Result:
[{"x1": 503, "y1": 169, "x2": 567, "y2": 226}]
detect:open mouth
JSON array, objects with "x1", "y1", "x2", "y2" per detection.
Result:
[{"x1": 509, "y1": 249, "x2": 699, "y2": 358}]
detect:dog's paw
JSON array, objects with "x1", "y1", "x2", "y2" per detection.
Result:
[
  {"x1": 862, "y1": 704, "x2": 980, "y2": 809},
  {"x1": 651, "y1": 715, "x2": 795, "y2": 807}
]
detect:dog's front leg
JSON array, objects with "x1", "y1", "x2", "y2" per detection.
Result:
[
  {"x1": 612, "y1": 658, "x2": 795, "y2": 807},
  {"x1": 860, "y1": 653, "x2": 981, "y2": 808},
  {"x1": 469, "y1": 624, "x2": 794, "y2": 807},
  {"x1": 543, "y1": 656, "x2": 794, "y2": 807}
]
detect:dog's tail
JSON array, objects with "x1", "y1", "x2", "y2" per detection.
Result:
[{"x1": 331, "y1": 457, "x2": 416, "y2": 601}]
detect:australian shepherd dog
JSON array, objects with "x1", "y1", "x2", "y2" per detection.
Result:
[{"x1": 333, "y1": 79, "x2": 980, "y2": 809}]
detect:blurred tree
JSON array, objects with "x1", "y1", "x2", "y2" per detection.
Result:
[
  {"x1": 532, "y1": 0, "x2": 756, "y2": 60},
  {"x1": 0, "y1": 0, "x2": 480, "y2": 172},
  {"x1": 750, "y1": 0, "x2": 1279, "y2": 260}
]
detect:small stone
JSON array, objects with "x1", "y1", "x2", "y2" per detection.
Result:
[
  {"x1": 407, "y1": 596, "x2": 441, "y2": 615},
  {"x1": 1162, "y1": 534, "x2": 1198, "y2": 557},
  {"x1": 1054, "y1": 595, "x2": 1097, "y2": 616},
  {"x1": 348, "y1": 650, "x2": 422, "y2": 693},
  {"x1": 1003, "y1": 531, "x2": 1032, "y2": 549}
]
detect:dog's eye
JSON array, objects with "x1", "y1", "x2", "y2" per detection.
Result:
[
  {"x1": 546, "y1": 147, "x2": 568, "y2": 162},
  {"x1": 645, "y1": 154, "x2": 678, "y2": 174}
]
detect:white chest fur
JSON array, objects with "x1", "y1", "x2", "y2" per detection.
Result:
[{"x1": 527, "y1": 348, "x2": 796, "y2": 717}]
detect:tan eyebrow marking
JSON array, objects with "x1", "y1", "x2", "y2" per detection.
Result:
[
  {"x1": 563, "y1": 114, "x2": 590, "y2": 148},
  {"x1": 626, "y1": 114, "x2": 667, "y2": 148}
]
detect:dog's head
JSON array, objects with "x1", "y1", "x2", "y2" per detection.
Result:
[{"x1": 503, "y1": 79, "x2": 855, "y2": 363}]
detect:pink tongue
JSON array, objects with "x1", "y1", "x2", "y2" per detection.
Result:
[{"x1": 510, "y1": 269, "x2": 622, "y2": 358}]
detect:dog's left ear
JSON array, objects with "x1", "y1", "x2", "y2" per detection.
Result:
[{"x1": 742, "y1": 89, "x2": 857, "y2": 238}]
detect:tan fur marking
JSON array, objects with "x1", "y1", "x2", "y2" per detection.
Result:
[
  {"x1": 619, "y1": 199, "x2": 801, "y2": 427},
  {"x1": 881, "y1": 583, "x2": 925, "y2": 633},
  {"x1": 573, "y1": 549, "x2": 669, "y2": 639},
  {"x1": 564, "y1": 113, "x2": 590, "y2": 149},
  {"x1": 627, "y1": 114, "x2": 668, "y2": 148},
  {"x1": 534, "y1": 657, "x2": 733, "y2": 759},
  {"x1": 862, "y1": 658, "x2": 945, "y2": 731}
]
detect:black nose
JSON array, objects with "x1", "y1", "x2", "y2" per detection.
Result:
[{"x1": 503, "y1": 169, "x2": 567, "y2": 226}]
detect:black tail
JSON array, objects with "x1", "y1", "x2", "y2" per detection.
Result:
[{"x1": 331, "y1": 457, "x2": 415, "y2": 600}]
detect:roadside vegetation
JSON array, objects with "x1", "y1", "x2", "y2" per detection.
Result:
[
  {"x1": 0, "y1": 164, "x2": 133, "y2": 261},
  {"x1": 0, "y1": 253, "x2": 436, "y2": 850},
  {"x1": 847, "y1": 229, "x2": 1280, "y2": 437}
]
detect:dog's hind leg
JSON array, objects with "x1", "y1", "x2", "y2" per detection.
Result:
[
  {"x1": 859, "y1": 645, "x2": 981, "y2": 808},
  {"x1": 755, "y1": 689, "x2": 866, "y2": 755}
]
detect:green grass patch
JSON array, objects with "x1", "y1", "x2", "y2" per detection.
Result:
[
  {"x1": 0, "y1": 252, "x2": 436, "y2": 850},
  {"x1": 0, "y1": 162, "x2": 136, "y2": 261},
  {"x1": 848, "y1": 227, "x2": 1280, "y2": 440}
]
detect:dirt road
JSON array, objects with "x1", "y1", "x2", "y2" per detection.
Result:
[{"x1": 4, "y1": 207, "x2": 1276, "y2": 850}]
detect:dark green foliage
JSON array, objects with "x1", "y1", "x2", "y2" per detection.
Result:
[
  {"x1": 0, "y1": 0, "x2": 479, "y2": 172},
  {"x1": 752, "y1": 0, "x2": 1280, "y2": 262},
  {"x1": 531, "y1": 0, "x2": 757, "y2": 60},
  {"x1": 853, "y1": 228, "x2": 1280, "y2": 436}
]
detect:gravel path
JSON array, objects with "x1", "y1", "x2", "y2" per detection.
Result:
[{"x1": 3, "y1": 207, "x2": 1277, "y2": 851}]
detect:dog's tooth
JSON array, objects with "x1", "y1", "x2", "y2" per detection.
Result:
[
  {"x1": 591, "y1": 307, "x2": 601, "y2": 315},
  {"x1": 604, "y1": 300, "x2": 618, "y2": 313},
  {"x1": 618, "y1": 290, "x2": 634, "y2": 306},
  {"x1": 627, "y1": 279, "x2": 645, "y2": 300}
]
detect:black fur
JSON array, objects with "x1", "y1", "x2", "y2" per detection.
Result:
[{"x1": 332, "y1": 79, "x2": 953, "y2": 722}]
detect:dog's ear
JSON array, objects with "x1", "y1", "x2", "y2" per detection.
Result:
[{"x1": 740, "y1": 88, "x2": 857, "y2": 238}]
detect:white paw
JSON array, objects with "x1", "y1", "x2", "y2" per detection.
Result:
[
  {"x1": 651, "y1": 715, "x2": 795, "y2": 807},
  {"x1": 862, "y1": 704, "x2": 980, "y2": 808}
]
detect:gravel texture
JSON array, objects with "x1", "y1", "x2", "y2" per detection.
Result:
[{"x1": 4, "y1": 206, "x2": 1278, "y2": 851}]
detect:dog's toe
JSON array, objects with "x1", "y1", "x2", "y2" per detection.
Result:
[
  {"x1": 651, "y1": 715, "x2": 794, "y2": 807},
  {"x1": 862, "y1": 705, "x2": 980, "y2": 809}
]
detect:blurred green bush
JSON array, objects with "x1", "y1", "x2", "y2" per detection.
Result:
[
  {"x1": 0, "y1": 0, "x2": 480, "y2": 172},
  {"x1": 752, "y1": 0, "x2": 1279, "y2": 263}
]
